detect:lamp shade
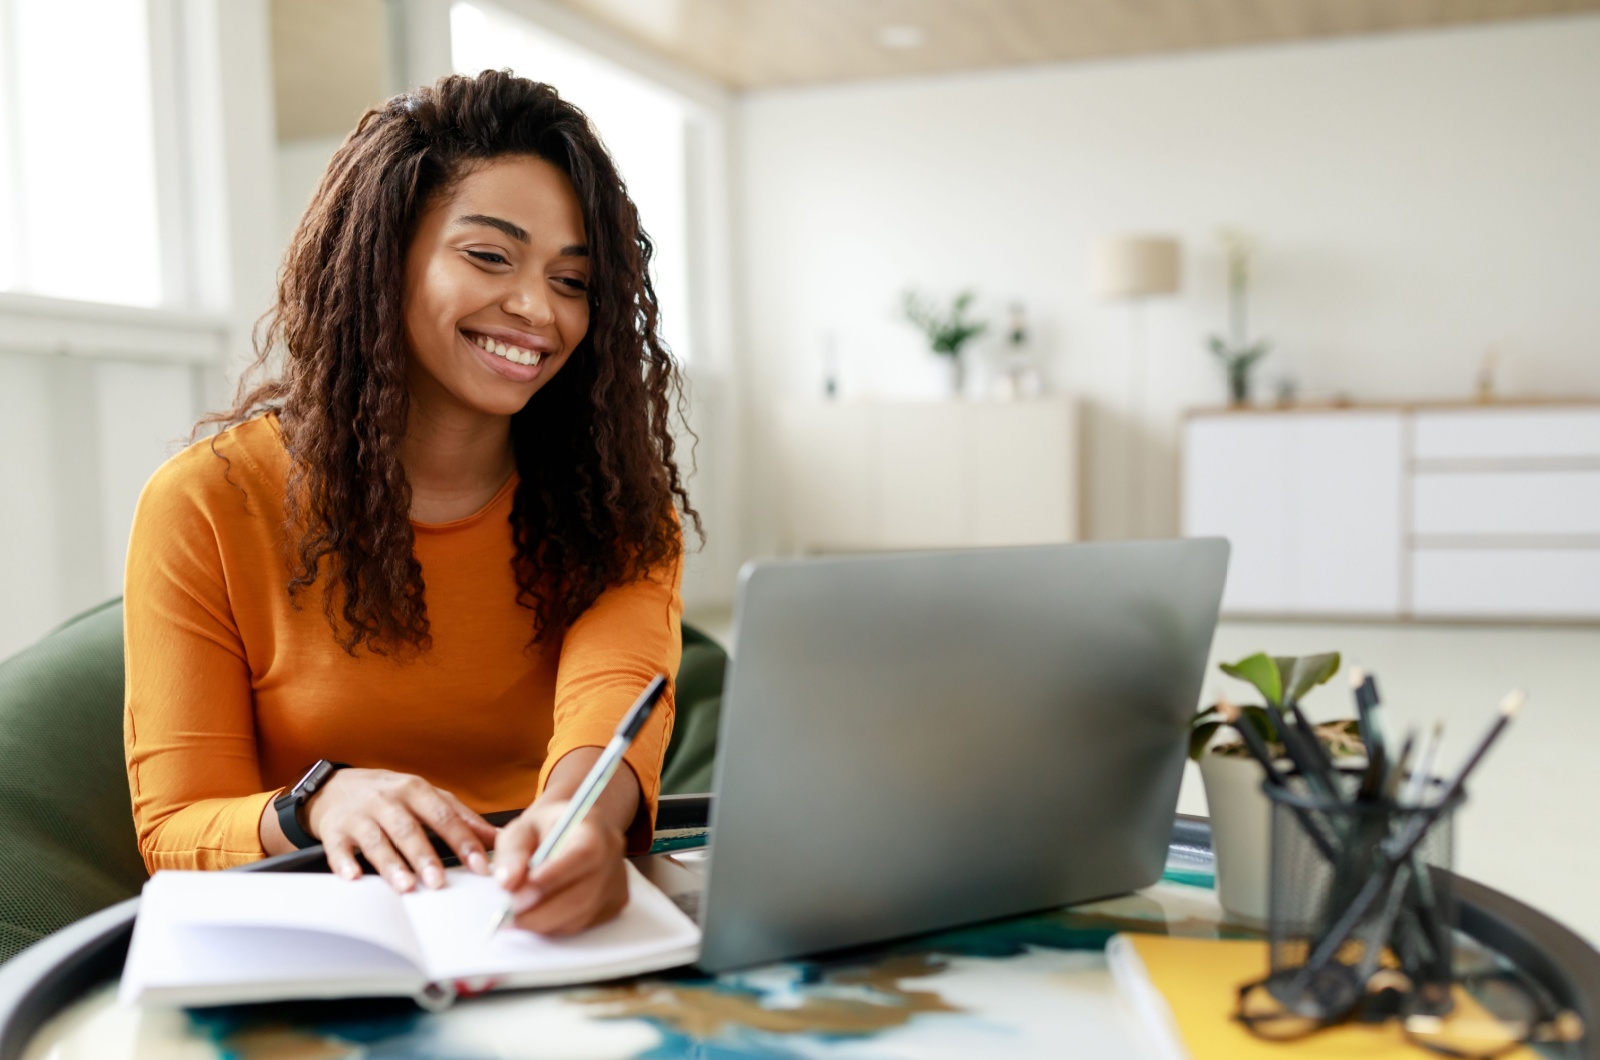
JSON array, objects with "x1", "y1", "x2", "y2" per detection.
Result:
[{"x1": 1091, "y1": 236, "x2": 1181, "y2": 300}]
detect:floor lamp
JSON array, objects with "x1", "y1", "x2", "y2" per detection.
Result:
[{"x1": 1092, "y1": 236, "x2": 1181, "y2": 539}]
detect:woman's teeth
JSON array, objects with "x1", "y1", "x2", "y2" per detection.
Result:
[{"x1": 470, "y1": 333, "x2": 543, "y2": 367}]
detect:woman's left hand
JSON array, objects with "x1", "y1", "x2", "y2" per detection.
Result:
[{"x1": 493, "y1": 796, "x2": 630, "y2": 935}]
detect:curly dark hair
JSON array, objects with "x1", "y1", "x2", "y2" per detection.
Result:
[{"x1": 203, "y1": 70, "x2": 699, "y2": 655}]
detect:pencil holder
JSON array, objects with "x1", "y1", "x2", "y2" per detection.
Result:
[{"x1": 1263, "y1": 769, "x2": 1461, "y2": 1016}]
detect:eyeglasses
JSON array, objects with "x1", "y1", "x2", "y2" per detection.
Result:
[{"x1": 1236, "y1": 965, "x2": 1585, "y2": 1059}]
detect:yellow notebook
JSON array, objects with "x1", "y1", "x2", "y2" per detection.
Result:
[{"x1": 1106, "y1": 934, "x2": 1537, "y2": 1060}]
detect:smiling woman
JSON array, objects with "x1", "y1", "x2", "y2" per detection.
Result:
[
  {"x1": 121, "y1": 72, "x2": 700, "y2": 938},
  {"x1": 404, "y1": 163, "x2": 591, "y2": 426}
]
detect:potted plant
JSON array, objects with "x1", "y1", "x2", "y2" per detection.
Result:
[
  {"x1": 1190, "y1": 651, "x2": 1361, "y2": 923},
  {"x1": 1205, "y1": 228, "x2": 1270, "y2": 406},
  {"x1": 901, "y1": 289, "x2": 988, "y2": 398}
]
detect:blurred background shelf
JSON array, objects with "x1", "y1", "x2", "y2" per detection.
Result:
[{"x1": 777, "y1": 399, "x2": 1079, "y2": 554}]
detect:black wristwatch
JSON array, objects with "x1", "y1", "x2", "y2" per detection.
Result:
[{"x1": 273, "y1": 760, "x2": 349, "y2": 849}]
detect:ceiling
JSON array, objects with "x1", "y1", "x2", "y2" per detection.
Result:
[
  {"x1": 543, "y1": 0, "x2": 1600, "y2": 89},
  {"x1": 269, "y1": 0, "x2": 1600, "y2": 140}
]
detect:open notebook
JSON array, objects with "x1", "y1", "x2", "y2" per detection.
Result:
[{"x1": 120, "y1": 862, "x2": 701, "y2": 1008}]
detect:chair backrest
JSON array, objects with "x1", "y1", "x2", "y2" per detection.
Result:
[
  {"x1": 0, "y1": 599, "x2": 146, "y2": 963},
  {"x1": 661, "y1": 622, "x2": 727, "y2": 796}
]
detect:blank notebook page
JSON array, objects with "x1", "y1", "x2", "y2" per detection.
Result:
[
  {"x1": 403, "y1": 863, "x2": 701, "y2": 982},
  {"x1": 123, "y1": 872, "x2": 423, "y2": 1001}
]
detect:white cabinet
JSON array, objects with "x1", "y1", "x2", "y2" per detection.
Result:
[
  {"x1": 1183, "y1": 403, "x2": 1600, "y2": 622},
  {"x1": 1412, "y1": 408, "x2": 1600, "y2": 460},
  {"x1": 875, "y1": 405, "x2": 967, "y2": 548},
  {"x1": 1409, "y1": 406, "x2": 1600, "y2": 620},
  {"x1": 1182, "y1": 415, "x2": 1292, "y2": 612},
  {"x1": 1183, "y1": 411, "x2": 1404, "y2": 616},
  {"x1": 781, "y1": 403, "x2": 878, "y2": 551},
  {"x1": 1410, "y1": 550, "x2": 1600, "y2": 619},
  {"x1": 777, "y1": 400, "x2": 1077, "y2": 553},
  {"x1": 1412, "y1": 471, "x2": 1600, "y2": 537}
]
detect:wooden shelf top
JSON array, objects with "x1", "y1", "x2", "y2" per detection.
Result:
[{"x1": 1185, "y1": 396, "x2": 1600, "y2": 418}]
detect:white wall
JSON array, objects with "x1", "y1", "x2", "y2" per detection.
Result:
[
  {"x1": 277, "y1": 135, "x2": 344, "y2": 248},
  {"x1": 0, "y1": 354, "x2": 204, "y2": 658},
  {"x1": 735, "y1": 16, "x2": 1600, "y2": 553}
]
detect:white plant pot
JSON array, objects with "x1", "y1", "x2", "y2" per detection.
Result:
[
  {"x1": 938, "y1": 354, "x2": 967, "y2": 399},
  {"x1": 1199, "y1": 752, "x2": 1273, "y2": 926}
]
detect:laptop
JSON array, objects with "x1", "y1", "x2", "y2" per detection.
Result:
[{"x1": 648, "y1": 538, "x2": 1228, "y2": 972}]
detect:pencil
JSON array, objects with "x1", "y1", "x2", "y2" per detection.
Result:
[{"x1": 1418, "y1": 691, "x2": 1523, "y2": 820}]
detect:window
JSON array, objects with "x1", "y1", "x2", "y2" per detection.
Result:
[
  {"x1": 0, "y1": 0, "x2": 164, "y2": 307},
  {"x1": 450, "y1": 1, "x2": 693, "y2": 363}
]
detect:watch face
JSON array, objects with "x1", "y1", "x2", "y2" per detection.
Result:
[{"x1": 293, "y1": 760, "x2": 335, "y2": 798}]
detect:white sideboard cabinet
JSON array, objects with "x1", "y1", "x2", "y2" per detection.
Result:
[
  {"x1": 1409, "y1": 406, "x2": 1600, "y2": 620},
  {"x1": 777, "y1": 399, "x2": 1078, "y2": 553},
  {"x1": 1183, "y1": 402, "x2": 1600, "y2": 622},
  {"x1": 1183, "y1": 410, "x2": 1405, "y2": 616}
]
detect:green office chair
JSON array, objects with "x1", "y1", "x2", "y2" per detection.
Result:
[
  {"x1": 0, "y1": 600, "x2": 145, "y2": 963},
  {"x1": 660, "y1": 623, "x2": 727, "y2": 796},
  {"x1": 0, "y1": 599, "x2": 726, "y2": 964}
]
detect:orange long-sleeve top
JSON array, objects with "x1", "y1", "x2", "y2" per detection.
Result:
[{"x1": 123, "y1": 414, "x2": 679, "y2": 872}]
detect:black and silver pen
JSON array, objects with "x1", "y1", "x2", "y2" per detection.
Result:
[{"x1": 486, "y1": 673, "x2": 669, "y2": 936}]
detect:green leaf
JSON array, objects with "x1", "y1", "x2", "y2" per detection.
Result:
[
  {"x1": 1189, "y1": 720, "x2": 1223, "y2": 761},
  {"x1": 1281, "y1": 652, "x2": 1341, "y2": 706},
  {"x1": 901, "y1": 288, "x2": 988, "y2": 358},
  {"x1": 1219, "y1": 652, "x2": 1282, "y2": 706},
  {"x1": 1272, "y1": 655, "x2": 1297, "y2": 693},
  {"x1": 1238, "y1": 342, "x2": 1272, "y2": 367}
]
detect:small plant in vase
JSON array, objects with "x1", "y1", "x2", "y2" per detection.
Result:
[
  {"x1": 1206, "y1": 228, "x2": 1271, "y2": 406},
  {"x1": 901, "y1": 289, "x2": 988, "y2": 398},
  {"x1": 1190, "y1": 651, "x2": 1359, "y2": 923}
]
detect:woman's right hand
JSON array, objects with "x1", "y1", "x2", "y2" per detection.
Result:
[{"x1": 304, "y1": 768, "x2": 498, "y2": 891}]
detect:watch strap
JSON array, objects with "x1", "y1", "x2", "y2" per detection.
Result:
[
  {"x1": 274, "y1": 789, "x2": 319, "y2": 849},
  {"x1": 273, "y1": 760, "x2": 349, "y2": 850}
]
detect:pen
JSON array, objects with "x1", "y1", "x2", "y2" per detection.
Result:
[
  {"x1": 1402, "y1": 723, "x2": 1443, "y2": 808},
  {"x1": 1382, "y1": 730, "x2": 1415, "y2": 802},
  {"x1": 486, "y1": 673, "x2": 669, "y2": 936},
  {"x1": 1217, "y1": 696, "x2": 1286, "y2": 786},
  {"x1": 1218, "y1": 697, "x2": 1341, "y2": 863},
  {"x1": 1265, "y1": 698, "x2": 1338, "y2": 802},
  {"x1": 1351, "y1": 666, "x2": 1389, "y2": 800},
  {"x1": 1288, "y1": 699, "x2": 1336, "y2": 783},
  {"x1": 1398, "y1": 721, "x2": 1449, "y2": 973}
]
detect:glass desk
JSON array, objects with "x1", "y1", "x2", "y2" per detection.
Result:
[{"x1": 2, "y1": 819, "x2": 1595, "y2": 1059}]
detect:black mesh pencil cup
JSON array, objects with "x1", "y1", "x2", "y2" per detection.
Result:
[
  {"x1": 1273, "y1": 770, "x2": 1458, "y2": 1002},
  {"x1": 1236, "y1": 767, "x2": 1463, "y2": 1042}
]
